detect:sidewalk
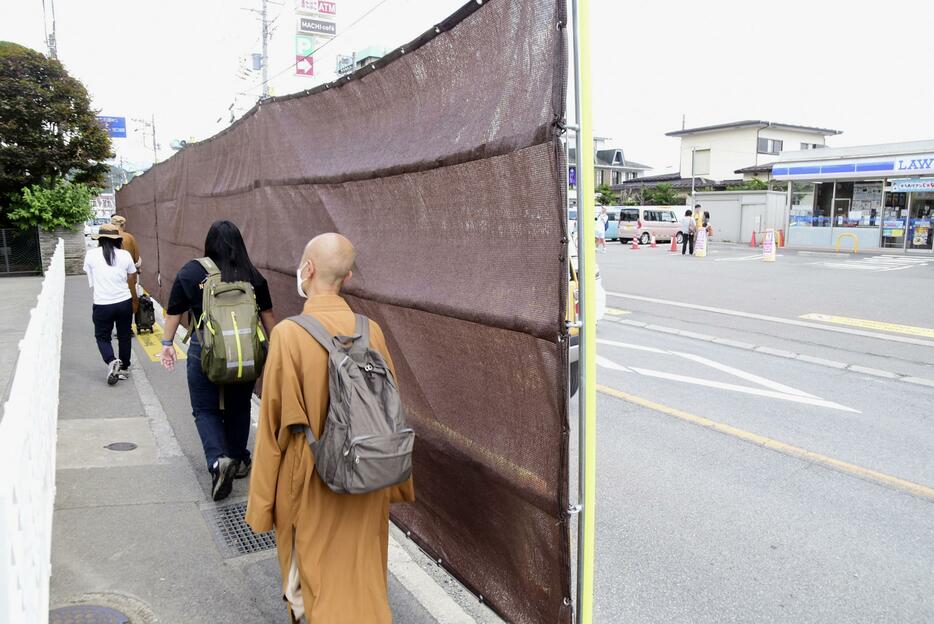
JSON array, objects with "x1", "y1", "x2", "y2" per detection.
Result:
[
  {"x1": 49, "y1": 276, "x2": 490, "y2": 623},
  {"x1": 0, "y1": 276, "x2": 42, "y2": 403}
]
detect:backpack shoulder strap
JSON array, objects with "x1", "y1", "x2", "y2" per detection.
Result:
[
  {"x1": 354, "y1": 314, "x2": 370, "y2": 348},
  {"x1": 196, "y1": 257, "x2": 221, "y2": 279},
  {"x1": 288, "y1": 314, "x2": 338, "y2": 355}
]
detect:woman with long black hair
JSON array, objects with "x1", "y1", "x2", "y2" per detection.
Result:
[
  {"x1": 82, "y1": 223, "x2": 138, "y2": 385},
  {"x1": 159, "y1": 220, "x2": 277, "y2": 501}
]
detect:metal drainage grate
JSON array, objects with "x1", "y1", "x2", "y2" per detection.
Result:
[
  {"x1": 50, "y1": 605, "x2": 130, "y2": 624},
  {"x1": 204, "y1": 500, "x2": 276, "y2": 557}
]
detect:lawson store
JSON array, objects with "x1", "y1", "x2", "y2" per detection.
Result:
[{"x1": 772, "y1": 140, "x2": 934, "y2": 252}]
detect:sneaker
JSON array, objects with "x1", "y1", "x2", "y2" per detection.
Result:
[
  {"x1": 234, "y1": 458, "x2": 252, "y2": 479},
  {"x1": 107, "y1": 359, "x2": 122, "y2": 385},
  {"x1": 117, "y1": 366, "x2": 130, "y2": 381},
  {"x1": 211, "y1": 456, "x2": 236, "y2": 501}
]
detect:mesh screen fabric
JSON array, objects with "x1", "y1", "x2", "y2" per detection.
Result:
[{"x1": 118, "y1": 1, "x2": 571, "y2": 621}]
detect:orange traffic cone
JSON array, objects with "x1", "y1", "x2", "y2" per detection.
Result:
[
  {"x1": 630, "y1": 238, "x2": 640, "y2": 250},
  {"x1": 650, "y1": 234, "x2": 657, "y2": 248},
  {"x1": 669, "y1": 236, "x2": 678, "y2": 252},
  {"x1": 750, "y1": 230, "x2": 757, "y2": 247}
]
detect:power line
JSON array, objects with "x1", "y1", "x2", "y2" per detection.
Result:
[{"x1": 247, "y1": 0, "x2": 395, "y2": 94}]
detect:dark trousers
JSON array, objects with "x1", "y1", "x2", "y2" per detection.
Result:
[
  {"x1": 187, "y1": 339, "x2": 255, "y2": 472},
  {"x1": 92, "y1": 299, "x2": 133, "y2": 366},
  {"x1": 682, "y1": 232, "x2": 695, "y2": 255}
]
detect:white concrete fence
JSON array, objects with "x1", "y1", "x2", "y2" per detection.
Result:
[{"x1": 0, "y1": 239, "x2": 65, "y2": 623}]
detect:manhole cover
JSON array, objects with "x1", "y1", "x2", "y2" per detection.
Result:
[
  {"x1": 104, "y1": 442, "x2": 138, "y2": 452},
  {"x1": 49, "y1": 605, "x2": 130, "y2": 624},
  {"x1": 204, "y1": 500, "x2": 276, "y2": 557}
]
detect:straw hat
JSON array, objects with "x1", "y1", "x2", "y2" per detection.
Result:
[{"x1": 93, "y1": 224, "x2": 123, "y2": 240}]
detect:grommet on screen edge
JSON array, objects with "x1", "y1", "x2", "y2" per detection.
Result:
[{"x1": 568, "y1": 504, "x2": 582, "y2": 515}]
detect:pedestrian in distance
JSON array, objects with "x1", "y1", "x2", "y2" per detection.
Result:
[
  {"x1": 703, "y1": 210, "x2": 714, "y2": 239},
  {"x1": 83, "y1": 224, "x2": 138, "y2": 385},
  {"x1": 596, "y1": 206, "x2": 608, "y2": 253},
  {"x1": 693, "y1": 203, "x2": 704, "y2": 239},
  {"x1": 110, "y1": 215, "x2": 141, "y2": 271},
  {"x1": 159, "y1": 220, "x2": 277, "y2": 501},
  {"x1": 246, "y1": 233, "x2": 415, "y2": 624},
  {"x1": 681, "y1": 209, "x2": 696, "y2": 255}
]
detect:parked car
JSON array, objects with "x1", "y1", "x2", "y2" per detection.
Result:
[
  {"x1": 617, "y1": 207, "x2": 683, "y2": 245},
  {"x1": 567, "y1": 238, "x2": 606, "y2": 396}
]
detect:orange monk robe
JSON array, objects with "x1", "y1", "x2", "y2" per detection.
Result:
[{"x1": 246, "y1": 294, "x2": 415, "y2": 624}]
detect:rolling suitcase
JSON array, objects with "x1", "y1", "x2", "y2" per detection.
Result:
[{"x1": 135, "y1": 294, "x2": 156, "y2": 334}]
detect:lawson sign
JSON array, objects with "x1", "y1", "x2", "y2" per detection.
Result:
[{"x1": 773, "y1": 153, "x2": 934, "y2": 180}]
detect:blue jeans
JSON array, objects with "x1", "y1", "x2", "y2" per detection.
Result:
[{"x1": 186, "y1": 337, "x2": 255, "y2": 472}]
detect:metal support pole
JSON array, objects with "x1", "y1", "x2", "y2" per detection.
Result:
[
  {"x1": 570, "y1": 0, "x2": 596, "y2": 622},
  {"x1": 261, "y1": 0, "x2": 269, "y2": 100},
  {"x1": 151, "y1": 114, "x2": 162, "y2": 286}
]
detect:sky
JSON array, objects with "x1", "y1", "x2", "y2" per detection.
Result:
[{"x1": 3, "y1": 0, "x2": 933, "y2": 172}]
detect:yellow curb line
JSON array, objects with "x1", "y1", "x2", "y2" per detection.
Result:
[{"x1": 597, "y1": 384, "x2": 934, "y2": 502}]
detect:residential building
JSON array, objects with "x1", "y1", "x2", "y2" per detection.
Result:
[
  {"x1": 665, "y1": 120, "x2": 842, "y2": 183},
  {"x1": 567, "y1": 136, "x2": 652, "y2": 207}
]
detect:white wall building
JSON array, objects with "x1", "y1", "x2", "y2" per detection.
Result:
[{"x1": 666, "y1": 120, "x2": 842, "y2": 183}]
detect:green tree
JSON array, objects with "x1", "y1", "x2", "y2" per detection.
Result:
[
  {"x1": 726, "y1": 178, "x2": 769, "y2": 191},
  {"x1": 596, "y1": 183, "x2": 617, "y2": 206},
  {"x1": 0, "y1": 42, "x2": 112, "y2": 215},
  {"x1": 643, "y1": 183, "x2": 682, "y2": 205},
  {"x1": 7, "y1": 180, "x2": 96, "y2": 231}
]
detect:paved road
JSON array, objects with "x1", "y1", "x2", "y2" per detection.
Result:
[{"x1": 589, "y1": 243, "x2": 934, "y2": 622}]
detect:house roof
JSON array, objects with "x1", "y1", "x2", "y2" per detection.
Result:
[
  {"x1": 611, "y1": 173, "x2": 718, "y2": 191},
  {"x1": 666, "y1": 120, "x2": 842, "y2": 138},
  {"x1": 572, "y1": 147, "x2": 653, "y2": 170},
  {"x1": 734, "y1": 163, "x2": 776, "y2": 174}
]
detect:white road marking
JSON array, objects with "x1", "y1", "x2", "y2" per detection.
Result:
[
  {"x1": 714, "y1": 254, "x2": 782, "y2": 262},
  {"x1": 605, "y1": 291, "x2": 934, "y2": 348},
  {"x1": 595, "y1": 348, "x2": 858, "y2": 413},
  {"x1": 598, "y1": 338, "x2": 815, "y2": 398},
  {"x1": 821, "y1": 255, "x2": 929, "y2": 273}
]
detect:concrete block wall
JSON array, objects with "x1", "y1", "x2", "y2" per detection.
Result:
[{"x1": 38, "y1": 226, "x2": 85, "y2": 276}]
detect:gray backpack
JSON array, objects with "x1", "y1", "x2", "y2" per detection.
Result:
[{"x1": 289, "y1": 314, "x2": 414, "y2": 494}]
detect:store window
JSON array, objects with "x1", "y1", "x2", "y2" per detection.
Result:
[
  {"x1": 813, "y1": 182, "x2": 833, "y2": 227},
  {"x1": 842, "y1": 181, "x2": 883, "y2": 228},
  {"x1": 908, "y1": 193, "x2": 934, "y2": 251},
  {"x1": 790, "y1": 182, "x2": 815, "y2": 226},
  {"x1": 882, "y1": 190, "x2": 908, "y2": 249}
]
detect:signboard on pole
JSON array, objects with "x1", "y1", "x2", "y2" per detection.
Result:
[
  {"x1": 96, "y1": 116, "x2": 127, "y2": 138},
  {"x1": 336, "y1": 54, "x2": 355, "y2": 75},
  {"x1": 694, "y1": 227, "x2": 707, "y2": 257},
  {"x1": 295, "y1": 55, "x2": 315, "y2": 76},
  {"x1": 295, "y1": 35, "x2": 317, "y2": 58},
  {"x1": 298, "y1": 17, "x2": 336, "y2": 37},
  {"x1": 296, "y1": 0, "x2": 336, "y2": 16},
  {"x1": 892, "y1": 177, "x2": 934, "y2": 193},
  {"x1": 762, "y1": 228, "x2": 776, "y2": 262},
  {"x1": 568, "y1": 165, "x2": 577, "y2": 187}
]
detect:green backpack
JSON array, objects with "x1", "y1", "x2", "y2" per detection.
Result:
[{"x1": 193, "y1": 257, "x2": 267, "y2": 385}]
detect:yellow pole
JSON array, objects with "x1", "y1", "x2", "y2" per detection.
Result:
[{"x1": 572, "y1": 0, "x2": 596, "y2": 621}]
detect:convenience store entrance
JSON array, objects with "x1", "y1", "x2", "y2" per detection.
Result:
[{"x1": 907, "y1": 192, "x2": 934, "y2": 251}]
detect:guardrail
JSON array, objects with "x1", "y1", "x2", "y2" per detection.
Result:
[{"x1": 0, "y1": 238, "x2": 65, "y2": 623}]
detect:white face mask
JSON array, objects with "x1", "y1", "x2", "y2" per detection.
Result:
[{"x1": 296, "y1": 261, "x2": 308, "y2": 298}]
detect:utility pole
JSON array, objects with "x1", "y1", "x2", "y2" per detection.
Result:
[
  {"x1": 261, "y1": 0, "x2": 269, "y2": 99},
  {"x1": 42, "y1": 0, "x2": 58, "y2": 59}
]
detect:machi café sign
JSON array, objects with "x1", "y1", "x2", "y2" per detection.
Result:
[{"x1": 891, "y1": 177, "x2": 934, "y2": 192}]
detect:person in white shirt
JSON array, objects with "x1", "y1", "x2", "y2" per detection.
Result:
[
  {"x1": 596, "y1": 206, "x2": 608, "y2": 253},
  {"x1": 83, "y1": 224, "x2": 138, "y2": 385}
]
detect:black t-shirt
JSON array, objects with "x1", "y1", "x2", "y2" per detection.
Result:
[{"x1": 167, "y1": 259, "x2": 273, "y2": 322}]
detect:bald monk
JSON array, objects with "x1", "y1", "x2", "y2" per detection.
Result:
[{"x1": 246, "y1": 233, "x2": 415, "y2": 624}]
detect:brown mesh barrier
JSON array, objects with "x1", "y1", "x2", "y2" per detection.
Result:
[{"x1": 117, "y1": 1, "x2": 571, "y2": 621}]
